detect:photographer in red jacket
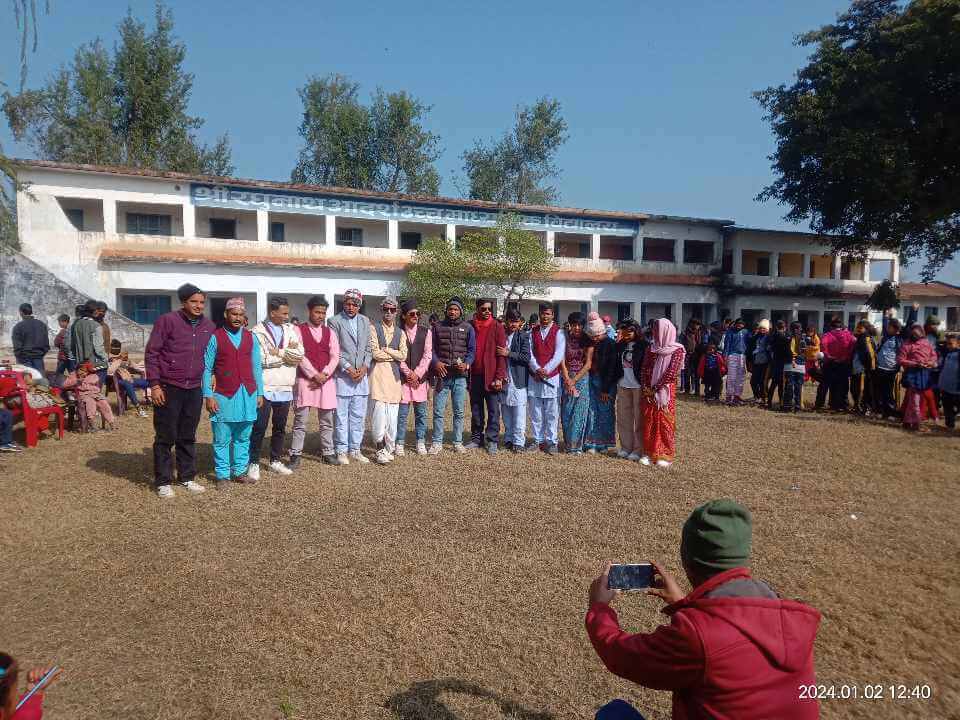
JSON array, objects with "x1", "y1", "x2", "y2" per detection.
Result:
[{"x1": 585, "y1": 499, "x2": 820, "y2": 720}]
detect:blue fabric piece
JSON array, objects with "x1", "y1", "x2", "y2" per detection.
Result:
[
  {"x1": 396, "y1": 400, "x2": 428, "y2": 443},
  {"x1": 596, "y1": 699, "x2": 646, "y2": 720},
  {"x1": 561, "y1": 374, "x2": 590, "y2": 451},
  {"x1": 202, "y1": 329, "x2": 264, "y2": 423},
  {"x1": 940, "y1": 350, "x2": 960, "y2": 394},
  {"x1": 335, "y1": 393, "x2": 368, "y2": 454},
  {"x1": 432, "y1": 376, "x2": 466, "y2": 444},
  {"x1": 0, "y1": 408, "x2": 13, "y2": 445},
  {"x1": 723, "y1": 328, "x2": 749, "y2": 356},
  {"x1": 585, "y1": 374, "x2": 617, "y2": 450},
  {"x1": 212, "y1": 420, "x2": 253, "y2": 479}
]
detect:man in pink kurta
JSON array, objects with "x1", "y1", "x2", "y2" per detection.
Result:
[
  {"x1": 395, "y1": 298, "x2": 433, "y2": 455},
  {"x1": 289, "y1": 295, "x2": 341, "y2": 468}
]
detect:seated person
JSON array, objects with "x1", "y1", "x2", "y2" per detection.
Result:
[
  {"x1": 0, "y1": 359, "x2": 49, "y2": 387},
  {"x1": 585, "y1": 499, "x2": 820, "y2": 720},
  {"x1": 108, "y1": 343, "x2": 149, "y2": 417},
  {"x1": 0, "y1": 408, "x2": 24, "y2": 452},
  {"x1": 62, "y1": 362, "x2": 117, "y2": 431}
]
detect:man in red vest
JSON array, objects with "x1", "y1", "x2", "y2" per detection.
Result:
[
  {"x1": 202, "y1": 297, "x2": 264, "y2": 488},
  {"x1": 528, "y1": 302, "x2": 566, "y2": 454}
]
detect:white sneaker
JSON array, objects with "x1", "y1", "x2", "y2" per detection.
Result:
[
  {"x1": 269, "y1": 460, "x2": 293, "y2": 475},
  {"x1": 617, "y1": 449, "x2": 630, "y2": 459},
  {"x1": 639, "y1": 456, "x2": 652, "y2": 466},
  {"x1": 627, "y1": 452, "x2": 641, "y2": 462},
  {"x1": 246, "y1": 463, "x2": 261, "y2": 481},
  {"x1": 463, "y1": 441, "x2": 482, "y2": 450},
  {"x1": 416, "y1": 441, "x2": 427, "y2": 455},
  {"x1": 336, "y1": 453, "x2": 349, "y2": 465},
  {"x1": 394, "y1": 446, "x2": 405, "y2": 457},
  {"x1": 374, "y1": 448, "x2": 393, "y2": 465},
  {"x1": 181, "y1": 480, "x2": 206, "y2": 494},
  {"x1": 656, "y1": 459, "x2": 672, "y2": 468},
  {"x1": 157, "y1": 484, "x2": 175, "y2": 498},
  {"x1": 427, "y1": 443, "x2": 443, "y2": 455},
  {"x1": 137, "y1": 406, "x2": 149, "y2": 417},
  {"x1": 453, "y1": 443, "x2": 466, "y2": 454},
  {"x1": 350, "y1": 450, "x2": 370, "y2": 464},
  {"x1": 585, "y1": 448, "x2": 597, "y2": 455}
]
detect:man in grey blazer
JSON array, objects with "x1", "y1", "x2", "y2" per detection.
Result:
[{"x1": 326, "y1": 288, "x2": 372, "y2": 464}]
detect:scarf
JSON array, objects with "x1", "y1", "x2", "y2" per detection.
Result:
[
  {"x1": 472, "y1": 313, "x2": 495, "y2": 373},
  {"x1": 650, "y1": 318, "x2": 685, "y2": 408}
]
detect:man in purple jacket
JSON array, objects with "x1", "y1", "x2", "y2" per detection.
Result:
[{"x1": 145, "y1": 283, "x2": 216, "y2": 498}]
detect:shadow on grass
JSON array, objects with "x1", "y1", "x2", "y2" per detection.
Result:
[
  {"x1": 86, "y1": 445, "x2": 214, "y2": 485},
  {"x1": 385, "y1": 678, "x2": 554, "y2": 720}
]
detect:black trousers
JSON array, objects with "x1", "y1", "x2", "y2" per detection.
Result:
[
  {"x1": 750, "y1": 363, "x2": 768, "y2": 401},
  {"x1": 874, "y1": 369, "x2": 899, "y2": 418},
  {"x1": 850, "y1": 370, "x2": 875, "y2": 413},
  {"x1": 152, "y1": 384, "x2": 203, "y2": 487},
  {"x1": 825, "y1": 361, "x2": 852, "y2": 410},
  {"x1": 767, "y1": 363, "x2": 785, "y2": 406},
  {"x1": 250, "y1": 399, "x2": 291, "y2": 463},
  {"x1": 469, "y1": 374, "x2": 502, "y2": 446},
  {"x1": 942, "y1": 391, "x2": 959, "y2": 428},
  {"x1": 703, "y1": 369, "x2": 722, "y2": 400}
]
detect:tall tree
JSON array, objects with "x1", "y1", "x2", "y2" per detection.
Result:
[
  {"x1": 755, "y1": 0, "x2": 960, "y2": 280},
  {"x1": 399, "y1": 236, "x2": 484, "y2": 317},
  {"x1": 462, "y1": 98, "x2": 568, "y2": 205},
  {"x1": 3, "y1": 1, "x2": 234, "y2": 176},
  {"x1": 292, "y1": 74, "x2": 441, "y2": 195}
]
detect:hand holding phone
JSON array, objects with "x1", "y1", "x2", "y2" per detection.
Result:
[{"x1": 607, "y1": 563, "x2": 655, "y2": 592}]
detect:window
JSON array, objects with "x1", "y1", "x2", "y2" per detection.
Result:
[
  {"x1": 400, "y1": 231, "x2": 421, "y2": 250},
  {"x1": 270, "y1": 222, "x2": 285, "y2": 242},
  {"x1": 337, "y1": 227, "x2": 363, "y2": 246},
  {"x1": 127, "y1": 213, "x2": 171, "y2": 236},
  {"x1": 925, "y1": 306, "x2": 939, "y2": 322},
  {"x1": 617, "y1": 303, "x2": 632, "y2": 321},
  {"x1": 121, "y1": 295, "x2": 171, "y2": 325},
  {"x1": 642, "y1": 238, "x2": 675, "y2": 262},
  {"x1": 683, "y1": 240, "x2": 714, "y2": 264},
  {"x1": 742, "y1": 250, "x2": 771, "y2": 276},
  {"x1": 947, "y1": 307, "x2": 959, "y2": 331},
  {"x1": 721, "y1": 251, "x2": 733, "y2": 274},
  {"x1": 209, "y1": 218, "x2": 237, "y2": 239},
  {"x1": 756, "y1": 256, "x2": 771, "y2": 277},
  {"x1": 65, "y1": 208, "x2": 84, "y2": 231},
  {"x1": 869, "y1": 259, "x2": 894, "y2": 282}
]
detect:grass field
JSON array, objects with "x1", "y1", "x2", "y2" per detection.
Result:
[{"x1": 1, "y1": 394, "x2": 958, "y2": 720}]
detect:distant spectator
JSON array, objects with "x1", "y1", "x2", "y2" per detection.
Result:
[
  {"x1": 93, "y1": 300, "x2": 111, "y2": 354},
  {"x1": 108, "y1": 343, "x2": 150, "y2": 417},
  {"x1": 586, "y1": 499, "x2": 820, "y2": 720},
  {"x1": 897, "y1": 323, "x2": 939, "y2": 432},
  {"x1": 11, "y1": 303, "x2": 49, "y2": 374},
  {"x1": 818, "y1": 316, "x2": 856, "y2": 412},
  {"x1": 938, "y1": 334, "x2": 960, "y2": 430},
  {"x1": 69, "y1": 300, "x2": 108, "y2": 379},
  {"x1": 53, "y1": 314, "x2": 72, "y2": 377},
  {"x1": 697, "y1": 341, "x2": 726, "y2": 402},
  {"x1": 62, "y1": 362, "x2": 117, "y2": 431},
  {"x1": 602, "y1": 314, "x2": 616, "y2": 341}
]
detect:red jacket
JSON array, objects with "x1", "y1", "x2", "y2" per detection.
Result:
[
  {"x1": 696, "y1": 353, "x2": 726, "y2": 378},
  {"x1": 586, "y1": 567, "x2": 820, "y2": 720},
  {"x1": 469, "y1": 317, "x2": 507, "y2": 390}
]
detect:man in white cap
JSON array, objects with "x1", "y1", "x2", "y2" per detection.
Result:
[
  {"x1": 367, "y1": 296, "x2": 407, "y2": 464},
  {"x1": 327, "y1": 289, "x2": 372, "y2": 464}
]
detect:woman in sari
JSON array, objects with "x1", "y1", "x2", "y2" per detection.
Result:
[
  {"x1": 897, "y1": 323, "x2": 939, "y2": 432},
  {"x1": 560, "y1": 312, "x2": 593, "y2": 454},
  {"x1": 584, "y1": 312, "x2": 618, "y2": 453},
  {"x1": 640, "y1": 318, "x2": 686, "y2": 467}
]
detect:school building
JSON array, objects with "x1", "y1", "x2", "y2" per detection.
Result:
[{"x1": 4, "y1": 159, "x2": 959, "y2": 349}]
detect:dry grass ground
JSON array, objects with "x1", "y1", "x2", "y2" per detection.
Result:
[{"x1": 1, "y1": 394, "x2": 958, "y2": 720}]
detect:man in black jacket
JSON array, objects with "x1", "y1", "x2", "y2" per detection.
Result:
[
  {"x1": 498, "y1": 308, "x2": 531, "y2": 452},
  {"x1": 11, "y1": 303, "x2": 50, "y2": 373}
]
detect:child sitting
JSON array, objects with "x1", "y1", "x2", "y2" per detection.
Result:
[
  {"x1": 697, "y1": 342, "x2": 726, "y2": 402},
  {"x1": 62, "y1": 362, "x2": 117, "y2": 431},
  {"x1": 108, "y1": 343, "x2": 149, "y2": 417}
]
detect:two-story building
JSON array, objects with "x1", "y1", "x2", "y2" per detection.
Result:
[{"x1": 4, "y1": 159, "x2": 958, "y2": 350}]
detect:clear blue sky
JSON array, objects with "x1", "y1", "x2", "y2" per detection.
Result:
[{"x1": 2, "y1": 0, "x2": 956, "y2": 283}]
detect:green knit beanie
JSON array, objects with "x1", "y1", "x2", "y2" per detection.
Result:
[{"x1": 681, "y1": 499, "x2": 753, "y2": 573}]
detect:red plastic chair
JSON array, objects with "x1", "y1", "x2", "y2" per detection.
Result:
[{"x1": 0, "y1": 371, "x2": 65, "y2": 447}]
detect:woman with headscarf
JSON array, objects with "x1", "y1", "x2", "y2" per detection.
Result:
[
  {"x1": 639, "y1": 318, "x2": 686, "y2": 467},
  {"x1": 897, "y1": 323, "x2": 939, "y2": 432},
  {"x1": 559, "y1": 312, "x2": 593, "y2": 454},
  {"x1": 584, "y1": 312, "x2": 618, "y2": 454}
]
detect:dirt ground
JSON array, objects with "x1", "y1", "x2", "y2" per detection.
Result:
[{"x1": 1, "y1": 393, "x2": 958, "y2": 720}]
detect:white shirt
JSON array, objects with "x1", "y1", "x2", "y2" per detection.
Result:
[
  {"x1": 618, "y1": 342, "x2": 640, "y2": 389},
  {"x1": 528, "y1": 323, "x2": 566, "y2": 399}
]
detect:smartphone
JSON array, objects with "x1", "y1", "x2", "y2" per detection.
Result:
[
  {"x1": 16, "y1": 665, "x2": 59, "y2": 711},
  {"x1": 607, "y1": 563, "x2": 654, "y2": 591}
]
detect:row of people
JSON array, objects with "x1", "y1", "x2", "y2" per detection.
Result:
[{"x1": 143, "y1": 284, "x2": 688, "y2": 497}]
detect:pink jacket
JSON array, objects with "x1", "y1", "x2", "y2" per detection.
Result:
[
  {"x1": 820, "y1": 328, "x2": 856, "y2": 363},
  {"x1": 293, "y1": 324, "x2": 340, "y2": 410},
  {"x1": 62, "y1": 371, "x2": 104, "y2": 400},
  {"x1": 399, "y1": 324, "x2": 433, "y2": 403}
]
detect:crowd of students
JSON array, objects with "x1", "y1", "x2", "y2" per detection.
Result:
[{"x1": 675, "y1": 306, "x2": 959, "y2": 433}]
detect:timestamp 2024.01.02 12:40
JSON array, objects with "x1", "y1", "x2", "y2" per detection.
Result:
[{"x1": 798, "y1": 684, "x2": 933, "y2": 701}]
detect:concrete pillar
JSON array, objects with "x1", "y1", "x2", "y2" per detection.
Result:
[
  {"x1": 388, "y1": 219, "x2": 399, "y2": 250},
  {"x1": 634, "y1": 231, "x2": 644, "y2": 264},
  {"x1": 862, "y1": 257, "x2": 871, "y2": 282},
  {"x1": 770, "y1": 251, "x2": 780, "y2": 278},
  {"x1": 832, "y1": 255, "x2": 842, "y2": 281},
  {"x1": 732, "y1": 247, "x2": 743, "y2": 276},
  {"x1": 182, "y1": 203, "x2": 195, "y2": 238},
  {"x1": 892, "y1": 256, "x2": 900, "y2": 284},
  {"x1": 256, "y1": 209, "x2": 268, "y2": 242},
  {"x1": 445, "y1": 223, "x2": 456, "y2": 247},
  {"x1": 545, "y1": 231, "x2": 556, "y2": 256},
  {"x1": 591, "y1": 233, "x2": 601, "y2": 262},
  {"x1": 676, "y1": 238, "x2": 685, "y2": 264},
  {"x1": 324, "y1": 215, "x2": 336, "y2": 246},
  {"x1": 103, "y1": 197, "x2": 117, "y2": 235},
  {"x1": 672, "y1": 302, "x2": 684, "y2": 327},
  {"x1": 589, "y1": 298, "x2": 600, "y2": 313},
  {"x1": 802, "y1": 254, "x2": 811, "y2": 279},
  {"x1": 256, "y1": 288, "x2": 268, "y2": 322}
]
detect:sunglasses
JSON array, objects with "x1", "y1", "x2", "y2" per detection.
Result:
[
  {"x1": 406, "y1": 310, "x2": 420, "y2": 316},
  {"x1": 478, "y1": 306, "x2": 493, "y2": 313},
  {"x1": 382, "y1": 307, "x2": 397, "y2": 313}
]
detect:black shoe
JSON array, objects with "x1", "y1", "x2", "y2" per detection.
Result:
[
  {"x1": 321, "y1": 453, "x2": 339, "y2": 465},
  {"x1": 287, "y1": 455, "x2": 301, "y2": 471}
]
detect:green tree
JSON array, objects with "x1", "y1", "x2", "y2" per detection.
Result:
[
  {"x1": 292, "y1": 74, "x2": 441, "y2": 195},
  {"x1": 755, "y1": 0, "x2": 960, "y2": 280},
  {"x1": 400, "y1": 236, "x2": 484, "y2": 317},
  {"x1": 458, "y1": 213, "x2": 558, "y2": 303},
  {"x1": 866, "y1": 278, "x2": 900, "y2": 312},
  {"x1": 3, "y1": 1, "x2": 234, "y2": 175},
  {"x1": 461, "y1": 97, "x2": 567, "y2": 205}
]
